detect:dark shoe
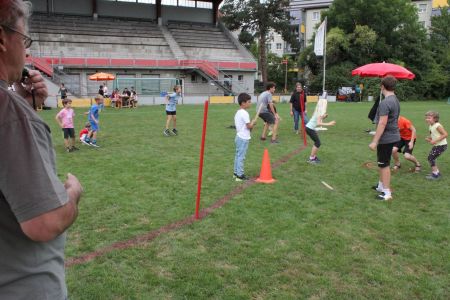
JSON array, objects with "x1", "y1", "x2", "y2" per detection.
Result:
[
  {"x1": 163, "y1": 129, "x2": 171, "y2": 136},
  {"x1": 71, "y1": 146, "x2": 79, "y2": 151},
  {"x1": 307, "y1": 157, "x2": 320, "y2": 164},
  {"x1": 235, "y1": 174, "x2": 250, "y2": 182},
  {"x1": 172, "y1": 128, "x2": 178, "y2": 135},
  {"x1": 371, "y1": 185, "x2": 383, "y2": 192},
  {"x1": 270, "y1": 139, "x2": 280, "y2": 144},
  {"x1": 426, "y1": 173, "x2": 441, "y2": 180},
  {"x1": 260, "y1": 137, "x2": 267, "y2": 141}
]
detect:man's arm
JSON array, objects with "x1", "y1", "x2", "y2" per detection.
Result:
[
  {"x1": 20, "y1": 173, "x2": 83, "y2": 242},
  {"x1": 369, "y1": 115, "x2": 388, "y2": 150}
]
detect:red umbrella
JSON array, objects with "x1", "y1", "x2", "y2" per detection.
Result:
[
  {"x1": 352, "y1": 62, "x2": 415, "y2": 80},
  {"x1": 89, "y1": 72, "x2": 115, "y2": 81}
]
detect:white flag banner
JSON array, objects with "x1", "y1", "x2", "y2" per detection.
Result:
[{"x1": 314, "y1": 20, "x2": 326, "y2": 56}]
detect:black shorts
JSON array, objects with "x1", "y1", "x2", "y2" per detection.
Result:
[
  {"x1": 394, "y1": 139, "x2": 415, "y2": 154},
  {"x1": 259, "y1": 112, "x2": 275, "y2": 124},
  {"x1": 62, "y1": 128, "x2": 75, "y2": 139},
  {"x1": 377, "y1": 142, "x2": 398, "y2": 168},
  {"x1": 306, "y1": 127, "x2": 321, "y2": 148},
  {"x1": 166, "y1": 110, "x2": 176, "y2": 115}
]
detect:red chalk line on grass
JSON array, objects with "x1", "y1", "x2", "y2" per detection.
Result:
[{"x1": 65, "y1": 145, "x2": 307, "y2": 267}]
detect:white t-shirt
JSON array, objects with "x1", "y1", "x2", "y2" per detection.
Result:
[{"x1": 234, "y1": 108, "x2": 251, "y2": 140}]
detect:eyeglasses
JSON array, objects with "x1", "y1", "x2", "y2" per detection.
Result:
[{"x1": 2, "y1": 25, "x2": 33, "y2": 49}]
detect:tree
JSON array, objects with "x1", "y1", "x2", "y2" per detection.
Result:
[{"x1": 220, "y1": 0, "x2": 296, "y2": 83}]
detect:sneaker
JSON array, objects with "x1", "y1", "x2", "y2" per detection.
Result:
[
  {"x1": 308, "y1": 157, "x2": 320, "y2": 164},
  {"x1": 260, "y1": 137, "x2": 267, "y2": 141},
  {"x1": 66, "y1": 148, "x2": 72, "y2": 153},
  {"x1": 426, "y1": 173, "x2": 441, "y2": 180},
  {"x1": 295, "y1": 130, "x2": 299, "y2": 134},
  {"x1": 163, "y1": 129, "x2": 171, "y2": 136},
  {"x1": 171, "y1": 128, "x2": 178, "y2": 135},
  {"x1": 235, "y1": 174, "x2": 250, "y2": 182},
  {"x1": 377, "y1": 193, "x2": 393, "y2": 201},
  {"x1": 371, "y1": 185, "x2": 384, "y2": 193},
  {"x1": 81, "y1": 139, "x2": 90, "y2": 146},
  {"x1": 233, "y1": 173, "x2": 237, "y2": 179},
  {"x1": 270, "y1": 139, "x2": 280, "y2": 144},
  {"x1": 268, "y1": 130, "x2": 273, "y2": 137},
  {"x1": 89, "y1": 142, "x2": 100, "y2": 148},
  {"x1": 71, "y1": 146, "x2": 80, "y2": 151}
]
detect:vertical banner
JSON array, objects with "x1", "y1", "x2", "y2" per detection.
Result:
[{"x1": 314, "y1": 20, "x2": 326, "y2": 56}]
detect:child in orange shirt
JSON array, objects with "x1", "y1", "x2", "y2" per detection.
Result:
[{"x1": 392, "y1": 116, "x2": 421, "y2": 172}]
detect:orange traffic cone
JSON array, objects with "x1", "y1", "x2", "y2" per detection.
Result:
[{"x1": 255, "y1": 148, "x2": 276, "y2": 183}]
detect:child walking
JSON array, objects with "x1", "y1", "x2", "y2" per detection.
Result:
[
  {"x1": 305, "y1": 104, "x2": 336, "y2": 163},
  {"x1": 164, "y1": 85, "x2": 182, "y2": 136},
  {"x1": 84, "y1": 95, "x2": 103, "y2": 147},
  {"x1": 55, "y1": 98, "x2": 78, "y2": 152},
  {"x1": 392, "y1": 115, "x2": 421, "y2": 172},
  {"x1": 234, "y1": 93, "x2": 256, "y2": 181},
  {"x1": 425, "y1": 111, "x2": 448, "y2": 180}
]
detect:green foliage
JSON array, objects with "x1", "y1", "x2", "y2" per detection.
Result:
[
  {"x1": 220, "y1": 0, "x2": 296, "y2": 82},
  {"x1": 37, "y1": 102, "x2": 450, "y2": 299}
]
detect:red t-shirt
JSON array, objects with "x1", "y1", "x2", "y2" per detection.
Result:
[
  {"x1": 79, "y1": 128, "x2": 89, "y2": 138},
  {"x1": 398, "y1": 116, "x2": 413, "y2": 140}
]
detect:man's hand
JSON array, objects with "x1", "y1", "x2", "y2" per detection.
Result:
[
  {"x1": 290, "y1": 111, "x2": 293, "y2": 117},
  {"x1": 369, "y1": 142, "x2": 377, "y2": 151},
  {"x1": 408, "y1": 141, "x2": 414, "y2": 150},
  {"x1": 15, "y1": 70, "x2": 48, "y2": 107},
  {"x1": 64, "y1": 173, "x2": 83, "y2": 205}
]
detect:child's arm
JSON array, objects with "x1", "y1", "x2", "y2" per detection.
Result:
[
  {"x1": 90, "y1": 113, "x2": 98, "y2": 124},
  {"x1": 317, "y1": 114, "x2": 336, "y2": 126},
  {"x1": 409, "y1": 125, "x2": 417, "y2": 149},
  {"x1": 55, "y1": 113, "x2": 63, "y2": 127}
]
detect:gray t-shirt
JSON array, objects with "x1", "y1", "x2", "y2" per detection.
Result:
[
  {"x1": 258, "y1": 90, "x2": 273, "y2": 114},
  {"x1": 0, "y1": 81, "x2": 69, "y2": 300},
  {"x1": 375, "y1": 94, "x2": 400, "y2": 144}
]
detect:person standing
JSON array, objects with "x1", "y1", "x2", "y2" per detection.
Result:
[
  {"x1": 55, "y1": 98, "x2": 78, "y2": 152},
  {"x1": 0, "y1": 1, "x2": 83, "y2": 299},
  {"x1": 258, "y1": 82, "x2": 280, "y2": 144},
  {"x1": 369, "y1": 75, "x2": 400, "y2": 201},
  {"x1": 289, "y1": 83, "x2": 308, "y2": 134},
  {"x1": 233, "y1": 93, "x2": 256, "y2": 181},
  {"x1": 58, "y1": 82, "x2": 67, "y2": 100},
  {"x1": 163, "y1": 85, "x2": 181, "y2": 136}
]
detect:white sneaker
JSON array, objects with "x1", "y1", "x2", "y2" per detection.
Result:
[
  {"x1": 81, "y1": 139, "x2": 90, "y2": 146},
  {"x1": 377, "y1": 193, "x2": 393, "y2": 201}
]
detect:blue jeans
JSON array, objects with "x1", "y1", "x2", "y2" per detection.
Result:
[
  {"x1": 234, "y1": 136, "x2": 249, "y2": 176},
  {"x1": 293, "y1": 109, "x2": 309, "y2": 130}
]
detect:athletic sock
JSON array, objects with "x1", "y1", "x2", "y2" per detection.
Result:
[
  {"x1": 309, "y1": 156, "x2": 316, "y2": 160},
  {"x1": 433, "y1": 170, "x2": 440, "y2": 175},
  {"x1": 378, "y1": 181, "x2": 384, "y2": 190}
]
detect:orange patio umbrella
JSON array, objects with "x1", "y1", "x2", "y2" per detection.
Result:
[{"x1": 89, "y1": 72, "x2": 115, "y2": 81}]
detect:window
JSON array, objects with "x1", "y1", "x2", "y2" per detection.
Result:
[
  {"x1": 162, "y1": 0, "x2": 177, "y2": 6},
  {"x1": 276, "y1": 43, "x2": 282, "y2": 50},
  {"x1": 418, "y1": 4, "x2": 427, "y2": 13},
  {"x1": 179, "y1": 0, "x2": 196, "y2": 7},
  {"x1": 197, "y1": 1, "x2": 213, "y2": 9},
  {"x1": 266, "y1": 43, "x2": 272, "y2": 50},
  {"x1": 419, "y1": 21, "x2": 425, "y2": 27},
  {"x1": 191, "y1": 74, "x2": 197, "y2": 82},
  {"x1": 201, "y1": 76, "x2": 208, "y2": 83},
  {"x1": 238, "y1": 75, "x2": 244, "y2": 82},
  {"x1": 312, "y1": 11, "x2": 320, "y2": 21}
]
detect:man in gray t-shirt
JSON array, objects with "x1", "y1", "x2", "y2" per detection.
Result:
[
  {"x1": 369, "y1": 76, "x2": 400, "y2": 201},
  {"x1": 258, "y1": 82, "x2": 280, "y2": 143},
  {"x1": 0, "y1": 2, "x2": 83, "y2": 299}
]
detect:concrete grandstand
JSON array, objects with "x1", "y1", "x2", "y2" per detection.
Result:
[{"x1": 26, "y1": 0, "x2": 257, "y2": 105}]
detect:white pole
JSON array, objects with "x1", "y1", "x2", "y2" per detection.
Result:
[{"x1": 322, "y1": 17, "x2": 327, "y2": 94}]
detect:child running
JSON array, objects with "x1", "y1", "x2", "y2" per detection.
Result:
[
  {"x1": 305, "y1": 104, "x2": 336, "y2": 163},
  {"x1": 234, "y1": 93, "x2": 256, "y2": 181},
  {"x1": 55, "y1": 98, "x2": 78, "y2": 152},
  {"x1": 84, "y1": 95, "x2": 103, "y2": 147},
  {"x1": 425, "y1": 111, "x2": 448, "y2": 180},
  {"x1": 164, "y1": 85, "x2": 182, "y2": 136},
  {"x1": 392, "y1": 115, "x2": 421, "y2": 172}
]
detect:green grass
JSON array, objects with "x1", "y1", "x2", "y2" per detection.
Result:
[{"x1": 40, "y1": 101, "x2": 450, "y2": 299}]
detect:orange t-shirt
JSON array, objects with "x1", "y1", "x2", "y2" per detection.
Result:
[{"x1": 398, "y1": 116, "x2": 413, "y2": 140}]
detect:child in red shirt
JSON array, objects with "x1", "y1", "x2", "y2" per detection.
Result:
[{"x1": 392, "y1": 116, "x2": 421, "y2": 172}]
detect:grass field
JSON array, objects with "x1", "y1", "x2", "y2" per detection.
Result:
[{"x1": 41, "y1": 100, "x2": 450, "y2": 299}]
